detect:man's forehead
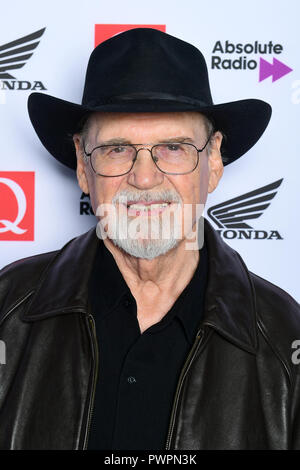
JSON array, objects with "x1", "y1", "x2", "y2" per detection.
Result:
[
  {"x1": 92, "y1": 110, "x2": 205, "y2": 122},
  {"x1": 87, "y1": 111, "x2": 207, "y2": 136}
]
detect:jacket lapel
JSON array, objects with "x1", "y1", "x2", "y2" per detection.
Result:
[
  {"x1": 22, "y1": 227, "x2": 99, "y2": 320},
  {"x1": 202, "y1": 219, "x2": 258, "y2": 354}
]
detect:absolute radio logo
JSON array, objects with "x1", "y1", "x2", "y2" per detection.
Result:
[
  {"x1": 0, "y1": 172, "x2": 35, "y2": 241},
  {"x1": 80, "y1": 193, "x2": 94, "y2": 215},
  {"x1": 0, "y1": 28, "x2": 47, "y2": 91},
  {"x1": 94, "y1": 24, "x2": 166, "y2": 47},
  {"x1": 211, "y1": 40, "x2": 293, "y2": 82}
]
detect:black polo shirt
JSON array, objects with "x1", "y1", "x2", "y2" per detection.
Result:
[{"x1": 87, "y1": 239, "x2": 208, "y2": 450}]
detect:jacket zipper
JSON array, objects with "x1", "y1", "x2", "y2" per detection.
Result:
[
  {"x1": 82, "y1": 313, "x2": 99, "y2": 450},
  {"x1": 165, "y1": 327, "x2": 204, "y2": 450}
]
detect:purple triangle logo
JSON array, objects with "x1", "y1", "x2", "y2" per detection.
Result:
[{"x1": 259, "y1": 57, "x2": 293, "y2": 82}]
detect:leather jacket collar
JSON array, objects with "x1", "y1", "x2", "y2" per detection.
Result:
[{"x1": 21, "y1": 218, "x2": 258, "y2": 354}]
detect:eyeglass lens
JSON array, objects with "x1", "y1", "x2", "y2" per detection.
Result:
[{"x1": 90, "y1": 143, "x2": 199, "y2": 176}]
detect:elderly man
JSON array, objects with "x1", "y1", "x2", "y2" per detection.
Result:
[{"x1": 0, "y1": 28, "x2": 299, "y2": 450}]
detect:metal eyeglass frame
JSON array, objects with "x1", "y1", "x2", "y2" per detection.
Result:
[{"x1": 82, "y1": 131, "x2": 214, "y2": 177}]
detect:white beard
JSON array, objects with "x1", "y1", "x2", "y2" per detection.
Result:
[
  {"x1": 109, "y1": 205, "x2": 182, "y2": 259},
  {"x1": 96, "y1": 189, "x2": 203, "y2": 259}
]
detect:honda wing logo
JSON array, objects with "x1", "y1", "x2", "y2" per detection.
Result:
[
  {"x1": 0, "y1": 28, "x2": 45, "y2": 79},
  {"x1": 207, "y1": 179, "x2": 284, "y2": 240}
]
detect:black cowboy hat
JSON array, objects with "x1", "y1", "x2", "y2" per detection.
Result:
[{"x1": 27, "y1": 28, "x2": 271, "y2": 169}]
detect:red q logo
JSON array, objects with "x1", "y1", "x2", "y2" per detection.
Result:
[
  {"x1": 0, "y1": 172, "x2": 34, "y2": 241},
  {"x1": 95, "y1": 24, "x2": 166, "y2": 47}
]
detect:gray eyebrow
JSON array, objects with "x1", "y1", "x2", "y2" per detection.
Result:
[
  {"x1": 96, "y1": 136, "x2": 195, "y2": 146},
  {"x1": 98, "y1": 138, "x2": 131, "y2": 145},
  {"x1": 159, "y1": 137, "x2": 194, "y2": 144}
]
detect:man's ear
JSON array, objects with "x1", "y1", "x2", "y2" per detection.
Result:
[
  {"x1": 73, "y1": 134, "x2": 89, "y2": 195},
  {"x1": 208, "y1": 131, "x2": 224, "y2": 193}
]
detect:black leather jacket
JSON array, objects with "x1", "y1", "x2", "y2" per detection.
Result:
[{"x1": 0, "y1": 218, "x2": 299, "y2": 450}]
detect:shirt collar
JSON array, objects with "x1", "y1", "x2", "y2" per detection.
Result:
[
  {"x1": 175, "y1": 241, "x2": 208, "y2": 344},
  {"x1": 89, "y1": 240, "x2": 129, "y2": 316},
  {"x1": 89, "y1": 238, "x2": 208, "y2": 345}
]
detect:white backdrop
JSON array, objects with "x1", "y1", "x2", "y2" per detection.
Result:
[{"x1": 0, "y1": 0, "x2": 299, "y2": 301}]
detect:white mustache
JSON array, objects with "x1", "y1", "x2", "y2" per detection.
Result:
[{"x1": 112, "y1": 189, "x2": 181, "y2": 205}]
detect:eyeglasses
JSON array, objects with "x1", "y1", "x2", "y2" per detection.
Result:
[{"x1": 82, "y1": 132, "x2": 213, "y2": 177}]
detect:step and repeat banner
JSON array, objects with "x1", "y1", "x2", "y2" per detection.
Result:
[{"x1": 0, "y1": 0, "x2": 299, "y2": 301}]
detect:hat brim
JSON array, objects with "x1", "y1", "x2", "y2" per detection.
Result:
[{"x1": 27, "y1": 92, "x2": 272, "y2": 170}]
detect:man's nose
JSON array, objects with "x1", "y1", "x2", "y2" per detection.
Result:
[{"x1": 126, "y1": 147, "x2": 164, "y2": 189}]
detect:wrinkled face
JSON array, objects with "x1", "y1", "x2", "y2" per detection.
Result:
[{"x1": 73, "y1": 111, "x2": 223, "y2": 258}]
